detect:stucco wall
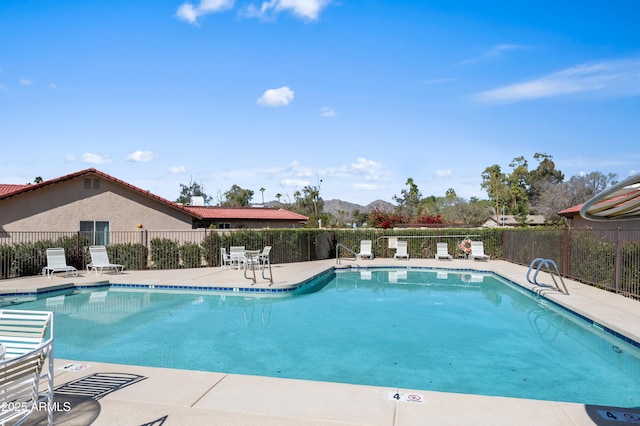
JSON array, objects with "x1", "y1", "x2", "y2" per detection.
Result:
[{"x1": 0, "y1": 174, "x2": 193, "y2": 232}]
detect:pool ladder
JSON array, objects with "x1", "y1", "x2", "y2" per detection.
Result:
[
  {"x1": 527, "y1": 258, "x2": 569, "y2": 295},
  {"x1": 243, "y1": 252, "x2": 273, "y2": 285},
  {"x1": 336, "y1": 243, "x2": 359, "y2": 265}
]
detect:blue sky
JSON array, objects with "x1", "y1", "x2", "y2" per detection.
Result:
[{"x1": 1, "y1": 1, "x2": 639, "y2": 206}]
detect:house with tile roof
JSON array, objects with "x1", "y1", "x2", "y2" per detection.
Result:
[
  {"x1": 0, "y1": 169, "x2": 308, "y2": 240},
  {"x1": 482, "y1": 214, "x2": 547, "y2": 228},
  {"x1": 558, "y1": 201, "x2": 640, "y2": 229},
  {"x1": 558, "y1": 190, "x2": 640, "y2": 229}
]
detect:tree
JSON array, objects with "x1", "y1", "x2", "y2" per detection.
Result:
[
  {"x1": 445, "y1": 188, "x2": 457, "y2": 200},
  {"x1": 481, "y1": 165, "x2": 508, "y2": 223},
  {"x1": 176, "y1": 178, "x2": 212, "y2": 205},
  {"x1": 259, "y1": 187, "x2": 265, "y2": 204},
  {"x1": 393, "y1": 178, "x2": 421, "y2": 219},
  {"x1": 506, "y1": 156, "x2": 530, "y2": 223},
  {"x1": 292, "y1": 185, "x2": 323, "y2": 215},
  {"x1": 221, "y1": 185, "x2": 254, "y2": 207},
  {"x1": 532, "y1": 171, "x2": 618, "y2": 224},
  {"x1": 527, "y1": 153, "x2": 564, "y2": 209}
]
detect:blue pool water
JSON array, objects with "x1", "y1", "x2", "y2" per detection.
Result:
[{"x1": 8, "y1": 268, "x2": 640, "y2": 407}]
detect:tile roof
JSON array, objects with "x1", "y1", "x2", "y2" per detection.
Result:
[
  {"x1": 184, "y1": 206, "x2": 308, "y2": 221},
  {"x1": 558, "y1": 189, "x2": 640, "y2": 218},
  {"x1": 557, "y1": 204, "x2": 583, "y2": 216},
  {"x1": 0, "y1": 184, "x2": 29, "y2": 196}
]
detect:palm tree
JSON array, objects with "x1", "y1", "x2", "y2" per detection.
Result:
[{"x1": 260, "y1": 187, "x2": 265, "y2": 204}]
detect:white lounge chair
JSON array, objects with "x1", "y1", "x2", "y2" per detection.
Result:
[
  {"x1": 87, "y1": 245, "x2": 124, "y2": 275},
  {"x1": 394, "y1": 240, "x2": 409, "y2": 260},
  {"x1": 357, "y1": 240, "x2": 374, "y2": 260},
  {"x1": 0, "y1": 310, "x2": 53, "y2": 359},
  {"x1": 42, "y1": 247, "x2": 77, "y2": 279},
  {"x1": 469, "y1": 241, "x2": 490, "y2": 261},
  {"x1": 435, "y1": 242, "x2": 452, "y2": 260},
  {"x1": 0, "y1": 338, "x2": 55, "y2": 426},
  {"x1": 0, "y1": 309, "x2": 56, "y2": 426}
]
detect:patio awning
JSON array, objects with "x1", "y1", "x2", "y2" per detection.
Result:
[{"x1": 580, "y1": 173, "x2": 640, "y2": 221}]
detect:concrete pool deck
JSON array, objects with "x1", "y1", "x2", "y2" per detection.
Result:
[{"x1": 2, "y1": 258, "x2": 640, "y2": 425}]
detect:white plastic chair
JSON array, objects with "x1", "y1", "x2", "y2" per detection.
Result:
[
  {"x1": 42, "y1": 247, "x2": 77, "y2": 278},
  {"x1": 394, "y1": 240, "x2": 409, "y2": 260},
  {"x1": 220, "y1": 248, "x2": 233, "y2": 269},
  {"x1": 258, "y1": 246, "x2": 272, "y2": 268},
  {"x1": 87, "y1": 245, "x2": 124, "y2": 275},
  {"x1": 229, "y1": 246, "x2": 246, "y2": 269},
  {"x1": 469, "y1": 241, "x2": 490, "y2": 261},
  {"x1": 357, "y1": 240, "x2": 374, "y2": 260},
  {"x1": 435, "y1": 242, "x2": 452, "y2": 260}
]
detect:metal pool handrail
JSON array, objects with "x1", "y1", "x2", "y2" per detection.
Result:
[
  {"x1": 336, "y1": 243, "x2": 358, "y2": 265},
  {"x1": 527, "y1": 258, "x2": 569, "y2": 295}
]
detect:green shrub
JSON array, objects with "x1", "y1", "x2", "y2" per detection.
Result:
[
  {"x1": 150, "y1": 238, "x2": 180, "y2": 269},
  {"x1": 181, "y1": 243, "x2": 202, "y2": 268},
  {"x1": 107, "y1": 243, "x2": 148, "y2": 270}
]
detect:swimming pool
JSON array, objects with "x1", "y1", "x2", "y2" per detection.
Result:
[{"x1": 9, "y1": 268, "x2": 640, "y2": 407}]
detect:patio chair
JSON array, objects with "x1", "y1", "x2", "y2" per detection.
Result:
[
  {"x1": 42, "y1": 247, "x2": 77, "y2": 279},
  {"x1": 435, "y1": 242, "x2": 452, "y2": 260},
  {"x1": 394, "y1": 240, "x2": 409, "y2": 260},
  {"x1": 229, "y1": 246, "x2": 246, "y2": 269},
  {"x1": 220, "y1": 248, "x2": 233, "y2": 269},
  {"x1": 87, "y1": 245, "x2": 124, "y2": 275},
  {"x1": 0, "y1": 338, "x2": 55, "y2": 426},
  {"x1": 469, "y1": 241, "x2": 490, "y2": 261},
  {"x1": 258, "y1": 246, "x2": 272, "y2": 268},
  {"x1": 0, "y1": 310, "x2": 53, "y2": 359},
  {"x1": 357, "y1": 240, "x2": 374, "y2": 260}
]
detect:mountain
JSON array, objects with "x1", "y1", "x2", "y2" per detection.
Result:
[
  {"x1": 260, "y1": 198, "x2": 395, "y2": 216},
  {"x1": 322, "y1": 199, "x2": 395, "y2": 216}
]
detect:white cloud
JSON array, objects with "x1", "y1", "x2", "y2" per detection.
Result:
[
  {"x1": 0, "y1": 85, "x2": 7, "y2": 93},
  {"x1": 175, "y1": 0, "x2": 235, "y2": 25},
  {"x1": 19, "y1": 79, "x2": 31, "y2": 86},
  {"x1": 420, "y1": 78, "x2": 455, "y2": 85},
  {"x1": 320, "y1": 106, "x2": 336, "y2": 117},
  {"x1": 459, "y1": 44, "x2": 529, "y2": 65},
  {"x1": 353, "y1": 183, "x2": 378, "y2": 190},
  {"x1": 344, "y1": 158, "x2": 389, "y2": 181},
  {"x1": 49, "y1": 83, "x2": 57, "y2": 89},
  {"x1": 82, "y1": 153, "x2": 111, "y2": 165},
  {"x1": 125, "y1": 150, "x2": 157, "y2": 162},
  {"x1": 474, "y1": 58, "x2": 640, "y2": 104},
  {"x1": 281, "y1": 178, "x2": 309, "y2": 187},
  {"x1": 486, "y1": 44, "x2": 528, "y2": 57},
  {"x1": 65, "y1": 154, "x2": 75, "y2": 162},
  {"x1": 434, "y1": 169, "x2": 452, "y2": 177},
  {"x1": 349, "y1": 158, "x2": 379, "y2": 173},
  {"x1": 169, "y1": 166, "x2": 187, "y2": 174},
  {"x1": 257, "y1": 86, "x2": 294, "y2": 107},
  {"x1": 243, "y1": 0, "x2": 331, "y2": 21}
]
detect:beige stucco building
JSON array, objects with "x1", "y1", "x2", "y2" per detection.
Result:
[{"x1": 0, "y1": 169, "x2": 308, "y2": 241}]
